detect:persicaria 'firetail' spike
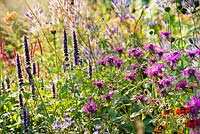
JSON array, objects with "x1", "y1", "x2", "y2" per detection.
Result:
[
  {"x1": 23, "y1": 36, "x2": 31, "y2": 66},
  {"x1": 52, "y1": 82, "x2": 56, "y2": 98},
  {"x1": 63, "y1": 29, "x2": 69, "y2": 61},
  {"x1": 32, "y1": 62, "x2": 36, "y2": 75},
  {"x1": 73, "y1": 31, "x2": 79, "y2": 65}
]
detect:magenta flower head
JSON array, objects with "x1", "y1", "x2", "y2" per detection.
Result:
[
  {"x1": 144, "y1": 63, "x2": 165, "y2": 77},
  {"x1": 182, "y1": 68, "x2": 198, "y2": 77},
  {"x1": 113, "y1": 59, "x2": 124, "y2": 68},
  {"x1": 135, "y1": 94, "x2": 146, "y2": 103},
  {"x1": 114, "y1": 45, "x2": 124, "y2": 55},
  {"x1": 144, "y1": 44, "x2": 157, "y2": 53},
  {"x1": 130, "y1": 64, "x2": 140, "y2": 70},
  {"x1": 82, "y1": 98, "x2": 97, "y2": 113},
  {"x1": 158, "y1": 76, "x2": 174, "y2": 87},
  {"x1": 155, "y1": 49, "x2": 166, "y2": 58},
  {"x1": 101, "y1": 92, "x2": 114, "y2": 102},
  {"x1": 186, "y1": 49, "x2": 200, "y2": 60},
  {"x1": 97, "y1": 59, "x2": 106, "y2": 66},
  {"x1": 175, "y1": 80, "x2": 187, "y2": 91},
  {"x1": 164, "y1": 51, "x2": 182, "y2": 67},
  {"x1": 93, "y1": 80, "x2": 105, "y2": 88},
  {"x1": 160, "y1": 31, "x2": 172, "y2": 38},
  {"x1": 125, "y1": 72, "x2": 136, "y2": 82},
  {"x1": 104, "y1": 55, "x2": 118, "y2": 65},
  {"x1": 128, "y1": 48, "x2": 143, "y2": 57}
]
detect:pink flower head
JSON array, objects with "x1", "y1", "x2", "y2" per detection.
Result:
[
  {"x1": 97, "y1": 59, "x2": 106, "y2": 66},
  {"x1": 93, "y1": 80, "x2": 105, "y2": 88},
  {"x1": 182, "y1": 68, "x2": 198, "y2": 77},
  {"x1": 101, "y1": 92, "x2": 114, "y2": 102},
  {"x1": 155, "y1": 49, "x2": 166, "y2": 58},
  {"x1": 144, "y1": 63, "x2": 165, "y2": 77},
  {"x1": 144, "y1": 44, "x2": 157, "y2": 53},
  {"x1": 130, "y1": 64, "x2": 140, "y2": 70},
  {"x1": 113, "y1": 59, "x2": 124, "y2": 68},
  {"x1": 175, "y1": 80, "x2": 187, "y2": 91},
  {"x1": 128, "y1": 48, "x2": 143, "y2": 57},
  {"x1": 125, "y1": 72, "x2": 136, "y2": 81},
  {"x1": 104, "y1": 55, "x2": 118, "y2": 65},
  {"x1": 114, "y1": 45, "x2": 124, "y2": 54},
  {"x1": 135, "y1": 94, "x2": 146, "y2": 103},
  {"x1": 160, "y1": 31, "x2": 172, "y2": 38},
  {"x1": 82, "y1": 98, "x2": 97, "y2": 113},
  {"x1": 164, "y1": 51, "x2": 182, "y2": 67},
  {"x1": 186, "y1": 49, "x2": 200, "y2": 60}
]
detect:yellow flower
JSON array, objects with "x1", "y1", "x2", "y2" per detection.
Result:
[{"x1": 3, "y1": 11, "x2": 16, "y2": 22}]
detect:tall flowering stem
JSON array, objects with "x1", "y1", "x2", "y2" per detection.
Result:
[
  {"x1": 23, "y1": 36, "x2": 31, "y2": 66},
  {"x1": 16, "y1": 54, "x2": 23, "y2": 90},
  {"x1": 63, "y1": 29, "x2": 69, "y2": 62},
  {"x1": 73, "y1": 31, "x2": 79, "y2": 65},
  {"x1": 88, "y1": 61, "x2": 92, "y2": 79}
]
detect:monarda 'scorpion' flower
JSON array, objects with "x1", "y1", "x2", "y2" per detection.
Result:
[
  {"x1": 104, "y1": 55, "x2": 118, "y2": 65},
  {"x1": 186, "y1": 49, "x2": 200, "y2": 60},
  {"x1": 125, "y1": 72, "x2": 136, "y2": 82},
  {"x1": 164, "y1": 51, "x2": 182, "y2": 67},
  {"x1": 182, "y1": 68, "x2": 198, "y2": 77},
  {"x1": 114, "y1": 45, "x2": 124, "y2": 55},
  {"x1": 72, "y1": 31, "x2": 79, "y2": 65},
  {"x1": 135, "y1": 94, "x2": 146, "y2": 103},
  {"x1": 82, "y1": 98, "x2": 97, "y2": 113},
  {"x1": 93, "y1": 80, "x2": 105, "y2": 88},
  {"x1": 175, "y1": 80, "x2": 187, "y2": 91},
  {"x1": 144, "y1": 44, "x2": 157, "y2": 53},
  {"x1": 160, "y1": 31, "x2": 172, "y2": 38},
  {"x1": 155, "y1": 49, "x2": 166, "y2": 58},
  {"x1": 128, "y1": 48, "x2": 143, "y2": 58},
  {"x1": 101, "y1": 92, "x2": 114, "y2": 102},
  {"x1": 144, "y1": 63, "x2": 165, "y2": 77},
  {"x1": 185, "y1": 94, "x2": 200, "y2": 120},
  {"x1": 158, "y1": 76, "x2": 174, "y2": 88},
  {"x1": 113, "y1": 59, "x2": 124, "y2": 68},
  {"x1": 97, "y1": 59, "x2": 106, "y2": 66}
]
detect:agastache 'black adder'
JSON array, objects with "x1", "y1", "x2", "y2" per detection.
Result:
[
  {"x1": 52, "y1": 82, "x2": 56, "y2": 98},
  {"x1": 23, "y1": 36, "x2": 36, "y2": 99},
  {"x1": 23, "y1": 36, "x2": 31, "y2": 66},
  {"x1": 72, "y1": 31, "x2": 80, "y2": 65},
  {"x1": 32, "y1": 62, "x2": 36, "y2": 75},
  {"x1": 16, "y1": 54, "x2": 24, "y2": 89},
  {"x1": 16, "y1": 53, "x2": 28, "y2": 133},
  {"x1": 63, "y1": 29, "x2": 69, "y2": 62},
  {"x1": 6, "y1": 77, "x2": 10, "y2": 89},
  {"x1": 23, "y1": 108, "x2": 30, "y2": 133},
  {"x1": 88, "y1": 61, "x2": 92, "y2": 79}
]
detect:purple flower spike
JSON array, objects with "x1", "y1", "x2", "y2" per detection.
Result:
[{"x1": 82, "y1": 98, "x2": 97, "y2": 113}]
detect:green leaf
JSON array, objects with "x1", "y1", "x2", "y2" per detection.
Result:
[{"x1": 141, "y1": 0, "x2": 151, "y2": 5}]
